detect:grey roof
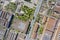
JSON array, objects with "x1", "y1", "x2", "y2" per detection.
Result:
[
  {"x1": 0, "y1": 30, "x2": 5, "y2": 40},
  {"x1": 43, "y1": 33, "x2": 52, "y2": 40},
  {"x1": 18, "y1": 22, "x2": 26, "y2": 30}
]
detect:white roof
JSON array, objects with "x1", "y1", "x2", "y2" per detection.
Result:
[{"x1": 11, "y1": 0, "x2": 16, "y2": 2}]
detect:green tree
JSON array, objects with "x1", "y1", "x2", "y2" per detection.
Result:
[
  {"x1": 5, "y1": 2, "x2": 17, "y2": 12},
  {"x1": 38, "y1": 25, "x2": 43, "y2": 34},
  {"x1": 17, "y1": 6, "x2": 35, "y2": 21}
]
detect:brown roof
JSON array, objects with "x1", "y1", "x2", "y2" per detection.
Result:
[
  {"x1": 42, "y1": 16, "x2": 47, "y2": 24},
  {"x1": 31, "y1": 22, "x2": 38, "y2": 39},
  {"x1": 52, "y1": 22, "x2": 60, "y2": 40},
  {"x1": 55, "y1": 26, "x2": 60, "y2": 40},
  {"x1": 54, "y1": 6, "x2": 60, "y2": 13},
  {"x1": 16, "y1": 32, "x2": 26, "y2": 40},
  {"x1": 45, "y1": 18, "x2": 57, "y2": 31}
]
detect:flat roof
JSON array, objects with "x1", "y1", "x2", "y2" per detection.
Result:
[
  {"x1": 46, "y1": 18, "x2": 57, "y2": 31},
  {"x1": 53, "y1": 22, "x2": 60, "y2": 40},
  {"x1": 18, "y1": 22, "x2": 26, "y2": 30}
]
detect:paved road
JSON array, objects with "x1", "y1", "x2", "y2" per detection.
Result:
[
  {"x1": 29, "y1": 0, "x2": 43, "y2": 37},
  {"x1": 25, "y1": 0, "x2": 43, "y2": 40}
]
